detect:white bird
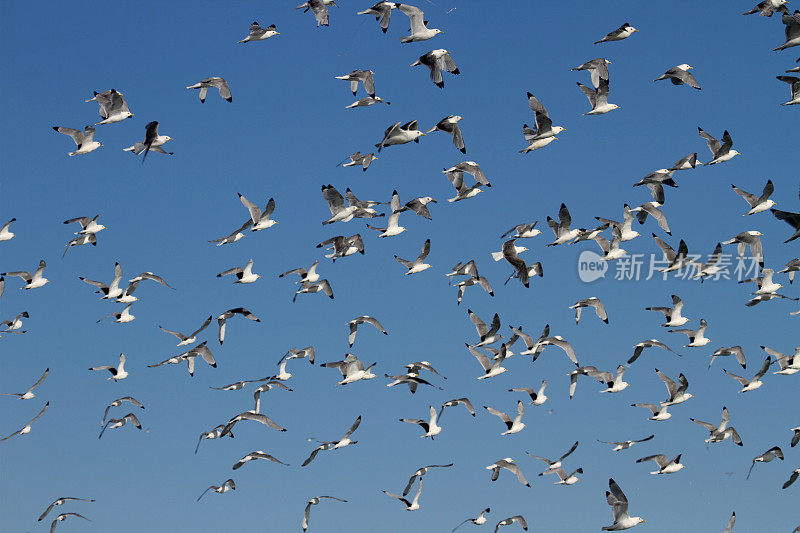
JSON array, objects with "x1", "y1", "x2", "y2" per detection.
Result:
[
  {"x1": 293, "y1": 279, "x2": 334, "y2": 302},
  {"x1": 723, "y1": 355, "x2": 771, "y2": 392},
  {"x1": 637, "y1": 454, "x2": 684, "y2": 475},
  {"x1": 691, "y1": 406, "x2": 743, "y2": 446},
  {"x1": 222, "y1": 409, "x2": 287, "y2": 437},
  {"x1": 301, "y1": 416, "x2": 361, "y2": 466},
  {"x1": 485, "y1": 458, "x2": 530, "y2": 487},
  {"x1": 628, "y1": 339, "x2": 679, "y2": 364},
  {"x1": 97, "y1": 303, "x2": 135, "y2": 324},
  {"x1": 63, "y1": 233, "x2": 96, "y2": 257},
  {"x1": 527, "y1": 441, "x2": 579, "y2": 472},
  {"x1": 233, "y1": 451, "x2": 289, "y2": 470},
  {"x1": 338, "y1": 151, "x2": 380, "y2": 173},
  {"x1": 500, "y1": 239, "x2": 541, "y2": 288},
  {"x1": 509, "y1": 380, "x2": 548, "y2": 406},
  {"x1": 209, "y1": 219, "x2": 253, "y2": 246},
  {"x1": 335, "y1": 69, "x2": 376, "y2": 97},
  {"x1": 783, "y1": 468, "x2": 800, "y2": 489},
  {"x1": 540, "y1": 467, "x2": 583, "y2": 485},
  {"x1": 777, "y1": 75, "x2": 800, "y2": 104},
  {"x1": 428, "y1": 115, "x2": 466, "y2": 153},
  {"x1": 383, "y1": 477, "x2": 424, "y2": 511},
  {"x1": 375, "y1": 121, "x2": 426, "y2": 151},
  {"x1": 653, "y1": 234, "x2": 691, "y2": 272},
  {"x1": 216, "y1": 307, "x2": 260, "y2": 346},
  {"x1": 321, "y1": 354, "x2": 377, "y2": 385},
  {"x1": 654, "y1": 64, "x2": 701, "y2": 89},
  {"x1": 0, "y1": 368, "x2": 48, "y2": 400},
  {"x1": 1, "y1": 401, "x2": 49, "y2": 441},
  {"x1": 302, "y1": 496, "x2": 347, "y2": 531},
  {"x1": 395, "y1": 239, "x2": 432, "y2": 275},
  {"x1": 546, "y1": 204, "x2": 581, "y2": 246},
  {"x1": 774, "y1": 9, "x2": 800, "y2": 51},
  {"x1": 595, "y1": 22, "x2": 638, "y2": 43},
  {"x1": 159, "y1": 316, "x2": 213, "y2": 347},
  {"x1": 445, "y1": 167, "x2": 484, "y2": 202},
  {"x1": 187, "y1": 77, "x2": 232, "y2": 103},
  {"x1": 367, "y1": 195, "x2": 406, "y2": 237},
  {"x1": 49, "y1": 513, "x2": 91, "y2": 533},
  {"x1": 646, "y1": 294, "x2": 689, "y2": 327},
  {"x1": 571, "y1": 58, "x2": 610, "y2": 88},
  {"x1": 410, "y1": 49, "x2": 459, "y2": 88},
  {"x1": 669, "y1": 318, "x2": 711, "y2": 347},
  {"x1": 452, "y1": 507, "x2": 491, "y2": 531},
  {"x1": 766, "y1": 346, "x2": 800, "y2": 375},
  {"x1": 53, "y1": 125, "x2": 102, "y2": 156},
  {"x1": 603, "y1": 478, "x2": 645, "y2": 530},
  {"x1": 698, "y1": 127, "x2": 740, "y2": 165},
  {"x1": 439, "y1": 397, "x2": 476, "y2": 419},
  {"x1": 297, "y1": 0, "x2": 335, "y2": 27},
  {"x1": 577, "y1": 78, "x2": 619, "y2": 114},
  {"x1": 1, "y1": 311, "x2": 29, "y2": 333},
  {"x1": 398, "y1": 4, "x2": 442, "y2": 42},
  {"x1": 237, "y1": 22, "x2": 279, "y2": 43},
  {"x1": 467, "y1": 309, "x2": 503, "y2": 347},
  {"x1": 0, "y1": 218, "x2": 15, "y2": 241},
  {"x1": 401, "y1": 464, "x2": 453, "y2": 496},
  {"x1": 574, "y1": 365, "x2": 629, "y2": 396},
  {"x1": 98, "y1": 412, "x2": 142, "y2": 439},
  {"x1": 670, "y1": 152, "x2": 701, "y2": 171},
  {"x1": 238, "y1": 194, "x2": 277, "y2": 231},
  {"x1": 316, "y1": 234, "x2": 365, "y2": 261},
  {"x1": 347, "y1": 315, "x2": 388, "y2": 347},
  {"x1": 747, "y1": 446, "x2": 784, "y2": 479},
  {"x1": 722, "y1": 230, "x2": 764, "y2": 267},
  {"x1": 656, "y1": 369, "x2": 692, "y2": 405},
  {"x1": 399, "y1": 405, "x2": 442, "y2": 439},
  {"x1": 37, "y1": 498, "x2": 94, "y2": 522},
  {"x1": 744, "y1": 0, "x2": 789, "y2": 16},
  {"x1": 197, "y1": 479, "x2": 235, "y2": 501},
  {"x1": 569, "y1": 297, "x2": 609, "y2": 324},
  {"x1": 1, "y1": 260, "x2": 49, "y2": 290},
  {"x1": 280, "y1": 260, "x2": 321, "y2": 284},
  {"x1": 86, "y1": 89, "x2": 133, "y2": 124},
  {"x1": 358, "y1": 1, "x2": 398, "y2": 33},
  {"x1": 494, "y1": 515, "x2": 528, "y2": 532},
  {"x1": 123, "y1": 121, "x2": 174, "y2": 157},
  {"x1": 631, "y1": 402, "x2": 672, "y2": 421},
  {"x1": 195, "y1": 424, "x2": 234, "y2": 454},
  {"x1": 732, "y1": 180, "x2": 776, "y2": 215},
  {"x1": 484, "y1": 401, "x2": 526, "y2": 435},
  {"x1": 101, "y1": 396, "x2": 144, "y2": 427},
  {"x1": 501, "y1": 221, "x2": 541, "y2": 239},
  {"x1": 217, "y1": 258, "x2": 260, "y2": 284},
  {"x1": 89, "y1": 353, "x2": 129, "y2": 381},
  {"x1": 598, "y1": 434, "x2": 655, "y2": 452},
  {"x1": 444, "y1": 161, "x2": 490, "y2": 186}
]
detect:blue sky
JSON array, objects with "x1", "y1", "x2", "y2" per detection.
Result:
[{"x1": 1, "y1": 1, "x2": 799, "y2": 531}]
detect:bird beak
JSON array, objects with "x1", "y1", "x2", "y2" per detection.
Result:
[
  {"x1": 276, "y1": 32, "x2": 281, "y2": 35},
  {"x1": 633, "y1": 29, "x2": 639, "y2": 32},
  {"x1": 420, "y1": 132, "x2": 426, "y2": 136}
]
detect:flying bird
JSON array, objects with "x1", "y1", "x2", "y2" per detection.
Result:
[
  {"x1": 398, "y1": 4, "x2": 442, "y2": 42},
  {"x1": 410, "y1": 49, "x2": 459, "y2": 88},
  {"x1": 691, "y1": 406, "x2": 743, "y2": 446},
  {"x1": 37, "y1": 498, "x2": 94, "y2": 522},
  {"x1": 302, "y1": 496, "x2": 347, "y2": 531},
  {"x1": 1, "y1": 401, "x2": 48, "y2": 441},
  {"x1": 747, "y1": 446, "x2": 784, "y2": 479},
  {"x1": 595, "y1": 23, "x2": 638, "y2": 44},
  {"x1": 237, "y1": 22, "x2": 279, "y2": 43},
  {"x1": 98, "y1": 412, "x2": 142, "y2": 439},
  {"x1": 698, "y1": 127, "x2": 739, "y2": 165},
  {"x1": 197, "y1": 479, "x2": 235, "y2": 501},
  {"x1": 598, "y1": 435, "x2": 655, "y2": 452},
  {"x1": 52, "y1": 125, "x2": 102, "y2": 156},
  {"x1": 89, "y1": 353, "x2": 128, "y2": 380},
  {"x1": 654, "y1": 64, "x2": 701, "y2": 89},
  {"x1": 0, "y1": 368, "x2": 48, "y2": 400},
  {"x1": 603, "y1": 478, "x2": 645, "y2": 530}
]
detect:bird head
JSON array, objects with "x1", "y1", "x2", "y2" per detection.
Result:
[
  {"x1": 552, "y1": 126, "x2": 566, "y2": 134},
  {"x1": 677, "y1": 64, "x2": 693, "y2": 70},
  {"x1": 434, "y1": 29, "x2": 444, "y2": 35}
]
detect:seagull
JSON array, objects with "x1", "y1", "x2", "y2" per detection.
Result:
[
  {"x1": 777, "y1": 75, "x2": 800, "y2": 104},
  {"x1": 335, "y1": 70, "x2": 375, "y2": 97},
  {"x1": 546, "y1": 204, "x2": 581, "y2": 245},
  {"x1": 210, "y1": 377, "x2": 268, "y2": 391},
  {"x1": 454, "y1": 273, "x2": 494, "y2": 306},
  {"x1": 1, "y1": 311, "x2": 29, "y2": 333},
  {"x1": 669, "y1": 318, "x2": 711, "y2": 347},
  {"x1": 501, "y1": 222, "x2": 541, "y2": 239},
  {"x1": 238, "y1": 194, "x2": 277, "y2": 231},
  {"x1": 571, "y1": 58, "x2": 610, "y2": 88},
  {"x1": 280, "y1": 260, "x2": 321, "y2": 284},
  {"x1": 321, "y1": 184, "x2": 360, "y2": 224},
  {"x1": 444, "y1": 161, "x2": 490, "y2": 186},
  {"x1": 397, "y1": 196, "x2": 437, "y2": 220},
  {"x1": 0, "y1": 368, "x2": 48, "y2": 400},
  {"x1": 571, "y1": 365, "x2": 629, "y2": 396},
  {"x1": 0, "y1": 218, "x2": 15, "y2": 241},
  {"x1": 98, "y1": 412, "x2": 142, "y2": 439},
  {"x1": 400, "y1": 405, "x2": 442, "y2": 439},
  {"x1": 237, "y1": 22, "x2": 279, "y2": 43},
  {"x1": 527, "y1": 441, "x2": 579, "y2": 472},
  {"x1": 468, "y1": 309, "x2": 503, "y2": 347},
  {"x1": 195, "y1": 424, "x2": 234, "y2": 454},
  {"x1": 146, "y1": 343, "x2": 213, "y2": 377},
  {"x1": 347, "y1": 316, "x2": 388, "y2": 347},
  {"x1": 595, "y1": 22, "x2": 638, "y2": 43},
  {"x1": 596, "y1": 205, "x2": 643, "y2": 242},
  {"x1": 654, "y1": 64, "x2": 701, "y2": 89},
  {"x1": 509, "y1": 381, "x2": 548, "y2": 406},
  {"x1": 222, "y1": 409, "x2": 287, "y2": 437},
  {"x1": 594, "y1": 227, "x2": 628, "y2": 261},
  {"x1": 52, "y1": 125, "x2": 102, "y2": 156},
  {"x1": 302, "y1": 496, "x2": 347, "y2": 531},
  {"x1": 631, "y1": 202, "x2": 671, "y2": 235},
  {"x1": 197, "y1": 479, "x2": 235, "y2": 502},
  {"x1": 385, "y1": 372, "x2": 442, "y2": 394},
  {"x1": 427, "y1": 115, "x2": 466, "y2": 153},
  {"x1": 63, "y1": 215, "x2": 106, "y2": 237},
  {"x1": 486, "y1": 458, "x2": 530, "y2": 487},
  {"x1": 159, "y1": 316, "x2": 213, "y2": 347},
  {"x1": 632, "y1": 402, "x2": 672, "y2": 421},
  {"x1": 86, "y1": 89, "x2": 133, "y2": 124},
  {"x1": 494, "y1": 516, "x2": 528, "y2": 532},
  {"x1": 484, "y1": 401, "x2": 526, "y2": 436},
  {"x1": 670, "y1": 152, "x2": 701, "y2": 171},
  {"x1": 722, "y1": 231, "x2": 764, "y2": 267},
  {"x1": 637, "y1": 454, "x2": 684, "y2": 475},
  {"x1": 598, "y1": 435, "x2": 655, "y2": 452},
  {"x1": 747, "y1": 446, "x2": 784, "y2": 479},
  {"x1": 732, "y1": 180, "x2": 776, "y2": 216},
  {"x1": 1, "y1": 401, "x2": 48, "y2": 441},
  {"x1": 633, "y1": 169, "x2": 678, "y2": 204},
  {"x1": 233, "y1": 451, "x2": 288, "y2": 470},
  {"x1": 346, "y1": 95, "x2": 390, "y2": 109},
  {"x1": 301, "y1": 416, "x2": 361, "y2": 466},
  {"x1": 375, "y1": 121, "x2": 425, "y2": 151},
  {"x1": 724, "y1": 355, "x2": 771, "y2": 392},
  {"x1": 253, "y1": 381, "x2": 293, "y2": 413},
  {"x1": 316, "y1": 234, "x2": 365, "y2": 261},
  {"x1": 452, "y1": 508, "x2": 491, "y2": 531},
  {"x1": 97, "y1": 303, "x2": 135, "y2": 324},
  {"x1": 209, "y1": 218, "x2": 253, "y2": 246},
  {"x1": 395, "y1": 239, "x2": 432, "y2": 275},
  {"x1": 744, "y1": 0, "x2": 789, "y2": 16},
  {"x1": 771, "y1": 188, "x2": 800, "y2": 242},
  {"x1": 739, "y1": 268, "x2": 782, "y2": 294},
  {"x1": 297, "y1": 0, "x2": 335, "y2": 27},
  {"x1": 384, "y1": 477, "x2": 424, "y2": 511},
  {"x1": 37, "y1": 498, "x2": 95, "y2": 522},
  {"x1": 321, "y1": 354, "x2": 377, "y2": 385},
  {"x1": 540, "y1": 467, "x2": 584, "y2": 485},
  {"x1": 293, "y1": 279, "x2": 333, "y2": 302},
  {"x1": 217, "y1": 258, "x2": 260, "y2": 284},
  {"x1": 521, "y1": 92, "x2": 564, "y2": 145},
  {"x1": 439, "y1": 398, "x2": 476, "y2": 419},
  {"x1": 128, "y1": 271, "x2": 173, "y2": 289},
  {"x1": 401, "y1": 464, "x2": 453, "y2": 496},
  {"x1": 366, "y1": 191, "x2": 406, "y2": 236},
  {"x1": 691, "y1": 406, "x2": 743, "y2": 446},
  {"x1": 603, "y1": 478, "x2": 645, "y2": 530},
  {"x1": 216, "y1": 308, "x2": 260, "y2": 346},
  {"x1": 398, "y1": 4, "x2": 442, "y2": 42},
  {"x1": 646, "y1": 294, "x2": 689, "y2": 327},
  {"x1": 782, "y1": 468, "x2": 800, "y2": 489},
  {"x1": 698, "y1": 127, "x2": 740, "y2": 165},
  {"x1": 765, "y1": 346, "x2": 800, "y2": 375},
  {"x1": 569, "y1": 297, "x2": 609, "y2": 324},
  {"x1": 358, "y1": 1, "x2": 398, "y2": 33},
  {"x1": 779, "y1": 258, "x2": 800, "y2": 283},
  {"x1": 652, "y1": 234, "x2": 691, "y2": 272},
  {"x1": 628, "y1": 339, "x2": 679, "y2": 364},
  {"x1": 123, "y1": 121, "x2": 174, "y2": 158},
  {"x1": 101, "y1": 396, "x2": 144, "y2": 426},
  {"x1": 89, "y1": 353, "x2": 129, "y2": 380},
  {"x1": 63, "y1": 233, "x2": 96, "y2": 256},
  {"x1": 774, "y1": 10, "x2": 800, "y2": 51},
  {"x1": 577, "y1": 78, "x2": 619, "y2": 114},
  {"x1": 526, "y1": 326, "x2": 579, "y2": 365},
  {"x1": 49, "y1": 513, "x2": 91, "y2": 533},
  {"x1": 339, "y1": 152, "x2": 378, "y2": 172},
  {"x1": 656, "y1": 369, "x2": 692, "y2": 405},
  {"x1": 411, "y1": 49, "x2": 459, "y2": 88}
]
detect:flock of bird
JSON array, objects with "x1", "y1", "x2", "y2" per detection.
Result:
[{"x1": 3, "y1": 1, "x2": 800, "y2": 532}]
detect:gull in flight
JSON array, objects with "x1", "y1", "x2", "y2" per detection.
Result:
[
  {"x1": 98, "y1": 413, "x2": 141, "y2": 439},
  {"x1": 280, "y1": 260, "x2": 320, "y2": 284},
  {"x1": 631, "y1": 402, "x2": 672, "y2": 421},
  {"x1": 197, "y1": 479, "x2": 235, "y2": 502},
  {"x1": 698, "y1": 127, "x2": 740, "y2": 165},
  {"x1": 217, "y1": 308, "x2": 260, "y2": 345},
  {"x1": 428, "y1": 115, "x2": 466, "y2": 153},
  {"x1": 771, "y1": 188, "x2": 800, "y2": 242},
  {"x1": 765, "y1": 345, "x2": 800, "y2": 375},
  {"x1": 159, "y1": 316, "x2": 213, "y2": 347},
  {"x1": 646, "y1": 294, "x2": 689, "y2": 327},
  {"x1": 1, "y1": 311, "x2": 29, "y2": 333},
  {"x1": 783, "y1": 468, "x2": 800, "y2": 489},
  {"x1": 187, "y1": 77, "x2": 232, "y2": 103},
  {"x1": 321, "y1": 354, "x2": 376, "y2": 385},
  {"x1": 656, "y1": 369, "x2": 692, "y2": 405},
  {"x1": 101, "y1": 396, "x2": 144, "y2": 426},
  {"x1": 595, "y1": 22, "x2": 638, "y2": 43},
  {"x1": 233, "y1": 451, "x2": 289, "y2": 470},
  {"x1": 97, "y1": 303, "x2": 135, "y2": 324},
  {"x1": 195, "y1": 424, "x2": 234, "y2": 454},
  {"x1": 217, "y1": 258, "x2": 260, "y2": 284},
  {"x1": 237, "y1": 22, "x2": 279, "y2": 43},
  {"x1": 347, "y1": 316, "x2": 387, "y2": 347},
  {"x1": 147, "y1": 341, "x2": 216, "y2": 377},
  {"x1": 570, "y1": 365, "x2": 629, "y2": 397},
  {"x1": 628, "y1": 339, "x2": 679, "y2": 364},
  {"x1": 598, "y1": 434, "x2": 655, "y2": 452},
  {"x1": 486, "y1": 458, "x2": 530, "y2": 487},
  {"x1": 501, "y1": 221, "x2": 541, "y2": 239},
  {"x1": 209, "y1": 219, "x2": 253, "y2": 246},
  {"x1": 691, "y1": 406, "x2": 743, "y2": 446},
  {"x1": 86, "y1": 88, "x2": 133, "y2": 124},
  {"x1": 744, "y1": 0, "x2": 789, "y2": 16},
  {"x1": 572, "y1": 58, "x2": 610, "y2": 88},
  {"x1": 301, "y1": 416, "x2": 361, "y2": 466},
  {"x1": 395, "y1": 239, "x2": 432, "y2": 275},
  {"x1": 398, "y1": 4, "x2": 442, "y2": 42},
  {"x1": 722, "y1": 231, "x2": 764, "y2": 267},
  {"x1": 338, "y1": 152, "x2": 379, "y2": 172},
  {"x1": 49, "y1": 513, "x2": 91, "y2": 533},
  {"x1": 577, "y1": 78, "x2": 619, "y2": 114},
  {"x1": 520, "y1": 92, "x2": 565, "y2": 152},
  {"x1": 383, "y1": 477, "x2": 424, "y2": 511},
  {"x1": 596, "y1": 204, "x2": 643, "y2": 242},
  {"x1": 523, "y1": 325, "x2": 579, "y2": 365},
  {"x1": 52, "y1": 125, "x2": 102, "y2": 156},
  {"x1": 636, "y1": 454, "x2": 684, "y2": 475},
  {"x1": 375, "y1": 121, "x2": 425, "y2": 151},
  {"x1": 0, "y1": 218, "x2": 15, "y2": 241},
  {"x1": 320, "y1": 184, "x2": 362, "y2": 224},
  {"x1": 296, "y1": 0, "x2": 336, "y2": 27},
  {"x1": 37, "y1": 498, "x2": 94, "y2": 522},
  {"x1": 411, "y1": 49, "x2": 459, "y2": 88},
  {"x1": 89, "y1": 353, "x2": 128, "y2": 381},
  {"x1": 546, "y1": 204, "x2": 581, "y2": 246},
  {"x1": 569, "y1": 297, "x2": 609, "y2": 324},
  {"x1": 739, "y1": 267, "x2": 782, "y2": 294},
  {"x1": 779, "y1": 258, "x2": 800, "y2": 283},
  {"x1": 452, "y1": 507, "x2": 491, "y2": 531},
  {"x1": 494, "y1": 515, "x2": 528, "y2": 532},
  {"x1": 293, "y1": 279, "x2": 333, "y2": 302},
  {"x1": 732, "y1": 180, "x2": 776, "y2": 215},
  {"x1": 64, "y1": 215, "x2": 106, "y2": 237},
  {"x1": 1, "y1": 401, "x2": 49, "y2": 441},
  {"x1": 367, "y1": 193, "x2": 406, "y2": 237},
  {"x1": 747, "y1": 446, "x2": 784, "y2": 479},
  {"x1": 439, "y1": 398, "x2": 476, "y2": 419},
  {"x1": 400, "y1": 405, "x2": 442, "y2": 439},
  {"x1": 397, "y1": 195, "x2": 437, "y2": 220},
  {"x1": 346, "y1": 95, "x2": 389, "y2": 108},
  {"x1": 63, "y1": 233, "x2": 96, "y2": 257},
  {"x1": 723, "y1": 355, "x2": 771, "y2": 392},
  {"x1": 654, "y1": 64, "x2": 701, "y2": 89},
  {"x1": 444, "y1": 161, "x2": 490, "y2": 187},
  {"x1": 137, "y1": 121, "x2": 172, "y2": 162},
  {"x1": 402, "y1": 464, "x2": 453, "y2": 496},
  {"x1": 335, "y1": 70, "x2": 375, "y2": 98},
  {"x1": 467, "y1": 309, "x2": 502, "y2": 347},
  {"x1": 539, "y1": 467, "x2": 583, "y2": 485},
  {"x1": 1, "y1": 368, "x2": 48, "y2": 400},
  {"x1": 317, "y1": 234, "x2": 365, "y2": 261},
  {"x1": 722, "y1": 512, "x2": 736, "y2": 533},
  {"x1": 527, "y1": 441, "x2": 579, "y2": 473},
  {"x1": 222, "y1": 409, "x2": 287, "y2": 437},
  {"x1": 652, "y1": 234, "x2": 691, "y2": 272},
  {"x1": 501, "y1": 239, "x2": 542, "y2": 288},
  {"x1": 358, "y1": 1, "x2": 398, "y2": 33},
  {"x1": 777, "y1": 75, "x2": 800, "y2": 104},
  {"x1": 484, "y1": 401, "x2": 526, "y2": 435},
  {"x1": 302, "y1": 496, "x2": 347, "y2": 531},
  {"x1": 2, "y1": 260, "x2": 49, "y2": 289},
  {"x1": 774, "y1": 9, "x2": 800, "y2": 50},
  {"x1": 509, "y1": 381, "x2": 548, "y2": 406},
  {"x1": 603, "y1": 478, "x2": 645, "y2": 530},
  {"x1": 238, "y1": 194, "x2": 277, "y2": 231},
  {"x1": 669, "y1": 318, "x2": 711, "y2": 347}
]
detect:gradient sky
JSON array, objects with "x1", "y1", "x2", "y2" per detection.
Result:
[{"x1": 1, "y1": 1, "x2": 799, "y2": 532}]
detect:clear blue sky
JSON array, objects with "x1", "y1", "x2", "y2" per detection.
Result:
[{"x1": 1, "y1": 1, "x2": 799, "y2": 531}]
